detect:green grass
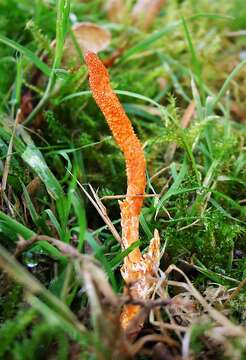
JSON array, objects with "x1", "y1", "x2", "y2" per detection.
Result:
[{"x1": 0, "y1": 0, "x2": 246, "y2": 359}]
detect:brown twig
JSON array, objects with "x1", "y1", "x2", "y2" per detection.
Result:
[{"x1": 15, "y1": 235, "x2": 81, "y2": 258}]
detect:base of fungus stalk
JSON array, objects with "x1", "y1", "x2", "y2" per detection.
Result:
[
  {"x1": 120, "y1": 230, "x2": 160, "y2": 336},
  {"x1": 120, "y1": 200, "x2": 142, "y2": 263}
]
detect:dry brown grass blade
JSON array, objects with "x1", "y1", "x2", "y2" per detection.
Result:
[
  {"x1": 22, "y1": 176, "x2": 41, "y2": 222},
  {"x1": 165, "y1": 265, "x2": 245, "y2": 336},
  {"x1": 150, "y1": 165, "x2": 170, "y2": 183},
  {"x1": 139, "y1": 264, "x2": 246, "y2": 358},
  {"x1": 181, "y1": 100, "x2": 195, "y2": 128},
  {"x1": 79, "y1": 183, "x2": 122, "y2": 244},
  {"x1": 100, "y1": 194, "x2": 158, "y2": 201},
  {"x1": 66, "y1": 168, "x2": 122, "y2": 244},
  {"x1": 15, "y1": 234, "x2": 82, "y2": 258}
]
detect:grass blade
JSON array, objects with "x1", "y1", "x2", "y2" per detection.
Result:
[
  {"x1": 22, "y1": 144, "x2": 64, "y2": 200},
  {"x1": 0, "y1": 210, "x2": 35, "y2": 240},
  {"x1": 121, "y1": 13, "x2": 232, "y2": 61},
  {"x1": 0, "y1": 35, "x2": 51, "y2": 76},
  {"x1": 23, "y1": 0, "x2": 71, "y2": 125}
]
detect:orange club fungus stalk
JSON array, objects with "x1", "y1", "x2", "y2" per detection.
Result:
[{"x1": 84, "y1": 51, "x2": 160, "y2": 337}]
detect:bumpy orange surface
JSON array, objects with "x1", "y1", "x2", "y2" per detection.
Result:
[
  {"x1": 84, "y1": 52, "x2": 159, "y2": 335},
  {"x1": 84, "y1": 52, "x2": 146, "y2": 214},
  {"x1": 85, "y1": 51, "x2": 146, "y2": 260}
]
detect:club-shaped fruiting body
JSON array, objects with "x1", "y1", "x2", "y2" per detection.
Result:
[{"x1": 84, "y1": 51, "x2": 160, "y2": 335}]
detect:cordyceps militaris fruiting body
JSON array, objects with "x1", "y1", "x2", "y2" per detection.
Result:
[{"x1": 84, "y1": 51, "x2": 160, "y2": 337}]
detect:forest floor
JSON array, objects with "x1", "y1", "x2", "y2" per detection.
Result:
[{"x1": 0, "y1": 1, "x2": 245, "y2": 359}]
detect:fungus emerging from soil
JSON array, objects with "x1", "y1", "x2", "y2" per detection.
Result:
[{"x1": 84, "y1": 51, "x2": 160, "y2": 337}]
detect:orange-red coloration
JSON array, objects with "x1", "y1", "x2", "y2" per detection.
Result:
[
  {"x1": 84, "y1": 51, "x2": 159, "y2": 334},
  {"x1": 85, "y1": 51, "x2": 146, "y2": 260},
  {"x1": 84, "y1": 52, "x2": 146, "y2": 212}
]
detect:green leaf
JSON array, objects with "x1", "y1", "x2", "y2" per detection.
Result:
[
  {"x1": 54, "y1": 0, "x2": 71, "y2": 69},
  {"x1": 45, "y1": 209, "x2": 63, "y2": 239},
  {"x1": 21, "y1": 181, "x2": 39, "y2": 225},
  {"x1": 31, "y1": 241, "x2": 67, "y2": 261},
  {"x1": 182, "y1": 16, "x2": 204, "y2": 100},
  {"x1": 192, "y1": 257, "x2": 239, "y2": 285},
  {"x1": 121, "y1": 13, "x2": 232, "y2": 61},
  {"x1": 22, "y1": 144, "x2": 64, "y2": 200},
  {"x1": 70, "y1": 190, "x2": 86, "y2": 252},
  {"x1": 155, "y1": 159, "x2": 188, "y2": 216},
  {"x1": 13, "y1": 56, "x2": 23, "y2": 108},
  {"x1": 109, "y1": 240, "x2": 141, "y2": 270},
  {"x1": 23, "y1": 0, "x2": 71, "y2": 126},
  {"x1": 140, "y1": 212, "x2": 153, "y2": 241},
  {"x1": 0, "y1": 210, "x2": 35, "y2": 240},
  {"x1": 86, "y1": 231, "x2": 116, "y2": 291},
  {"x1": 211, "y1": 58, "x2": 246, "y2": 112}
]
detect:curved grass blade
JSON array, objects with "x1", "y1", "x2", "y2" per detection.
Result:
[
  {"x1": 0, "y1": 210, "x2": 35, "y2": 239},
  {"x1": 22, "y1": 144, "x2": 64, "y2": 200},
  {"x1": 60, "y1": 89, "x2": 161, "y2": 109},
  {"x1": 0, "y1": 35, "x2": 51, "y2": 77},
  {"x1": 211, "y1": 59, "x2": 246, "y2": 112},
  {"x1": 86, "y1": 231, "x2": 117, "y2": 291}
]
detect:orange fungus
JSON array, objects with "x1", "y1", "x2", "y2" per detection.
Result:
[{"x1": 84, "y1": 51, "x2": 160, "y2": 336}]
